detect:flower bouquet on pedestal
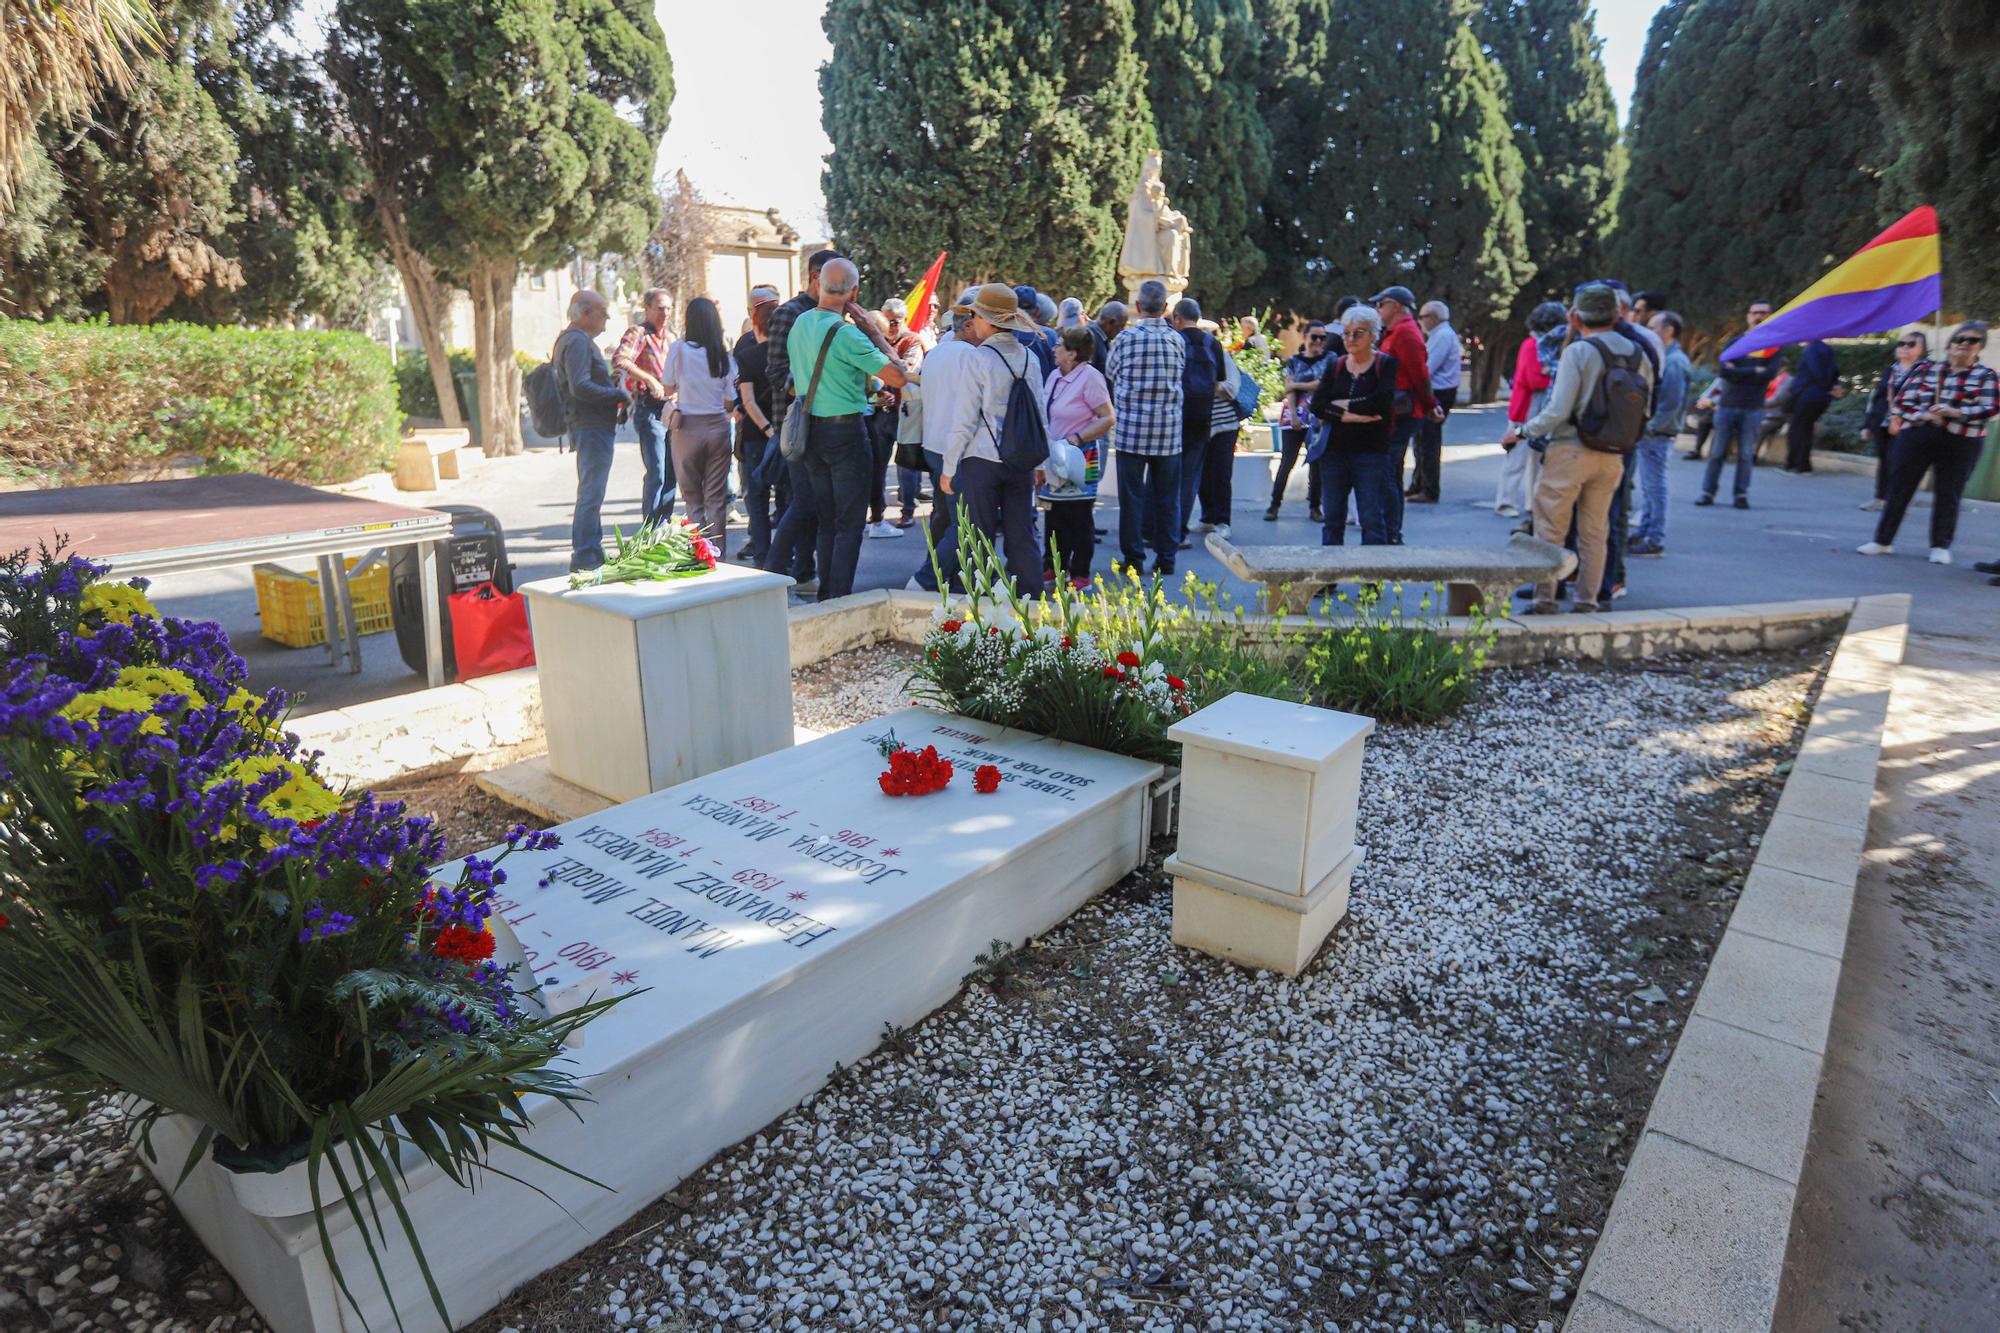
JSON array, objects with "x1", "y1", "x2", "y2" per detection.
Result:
[
  {"x1": 568, "y1": 518, "x2": 719, "y2": 590},
  {"x1": 0, "y1": 545, "x2": 627, "y2": 1329}
]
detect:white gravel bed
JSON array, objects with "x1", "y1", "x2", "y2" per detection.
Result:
[
  {"x1": 790, "y1": 642, "x2": 920, "y2": 734},
  {"x1": 0, "y1": 652, "x2": 1818, "y2": 1333}
]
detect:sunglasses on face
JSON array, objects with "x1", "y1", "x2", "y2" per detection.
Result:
[
  {"x1": 1950, "y1": 335, "x2": 1984, "y2": 346},
  {"x1": 1898, "y1": 339, "x2": 1922, "y2": 347},
  {"x1": 1308, "y1": 334, "x2": 1327, "y2": 342}
]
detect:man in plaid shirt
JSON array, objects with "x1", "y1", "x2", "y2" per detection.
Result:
[
  {"x1": 612, "y1": 288, "x2": 675, "y2": 523},
  {"x1": 1862, "y1": 319, "x2": 1997, "y2": 565},
  {"x1": 761, "y1": 249, "x2": 841, "y2": 588},
  {"x1": 1108, "y1": 279, "x2": 1187, "y2": 574}
]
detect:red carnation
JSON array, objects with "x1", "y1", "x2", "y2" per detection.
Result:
[
  {"x1": 1166, "y1": 674, "x2": 1187, "y2": 692},
  {"x1": 0, "y1": 913, "x2": 9, "y2": 930},
  {"x1": 1117, "y1": 650, "x2": 1141, "y2": 668},
  {"x1": 974, "y1": 764, "x2": 1002, "y2": 794},
  {"x1": 432, "y1": 923, "x2": 495, "y2": 963},
  {"x1": 1102, "y1": 664, "x2": 1123, "y2": 679},
  {"x1": 940, "y1": 619, "x2": 962, "y2": 634}
]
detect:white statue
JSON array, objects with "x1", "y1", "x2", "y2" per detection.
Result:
[{"x1": 1119, "y1": 151, "x2": 1193, "y2": 303}]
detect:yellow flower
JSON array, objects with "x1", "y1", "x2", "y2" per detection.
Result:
[
  {"x1": 212, "y1": 756, "x2": 343, "y2": 830},
  {"x1": 115, "y1": 666, "x2": 208, "y2": 711},
  {"x1": 78, "y1": 583, "x2": 159, "y2": 635},
  {"x1": 60, "y1": 687, "x2": 168, "y2": 737}
]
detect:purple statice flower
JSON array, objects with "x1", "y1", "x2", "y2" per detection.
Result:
[
  {"x1": 194, "y1": 859, "x2": 247, "y2": 889},
  {"x1": 503, "y1": 825, "x2": 563, "y2": 853},
  {"x1": 298, "y1": 901, "x2": 358, "y2": 943}
]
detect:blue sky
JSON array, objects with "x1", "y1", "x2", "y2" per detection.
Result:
[{"x1": 657, "y1": 2, "x2": 1668, "y2": 238}]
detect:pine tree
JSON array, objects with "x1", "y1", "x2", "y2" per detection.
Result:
[
  {"x1": 1611, "y1": 0, "x2": 1886, "y2": 349},
  {"x1": 821, "y1": 0, "x2": 1150, "y2": 305},
  {"x1": 1848, "y1": 2, "x2": 2000, "y2": 316},
  {"x1": 1472, "y1": 0, "x2": 1623, "y2": 395},
  {"x1": 1259, "y1": 0, "x2": 1530, "y2": 330},
  {"x1": 1139, "y1": 0, "x2": 1273, "y2": 313}
]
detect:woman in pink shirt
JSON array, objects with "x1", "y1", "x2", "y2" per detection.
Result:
[{"x1": 1039, "y1": 325, "x2": 1115, "y2": 588}]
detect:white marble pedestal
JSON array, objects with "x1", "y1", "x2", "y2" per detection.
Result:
[
  {"x1": 1166, "y1": 691, "x2": 1373, "y2": 976},
  {"x1": 143, "y1": 708, "x2": 1161, "y2": 1333},
  {"x1": 522, "y1": 563, "x2": 794, "y2": 803}
]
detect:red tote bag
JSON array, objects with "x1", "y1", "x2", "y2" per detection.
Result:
[{"x1": 448, "y1": 582, "x2": 536, "y2": 680}]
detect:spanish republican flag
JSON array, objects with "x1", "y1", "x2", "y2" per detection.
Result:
[
  {"x1": 902, "y1": 251, "x2": 947, "y2": 331},
  {"x1": 1722, "y1": 206, "x2": 1942, "y2": 361}
]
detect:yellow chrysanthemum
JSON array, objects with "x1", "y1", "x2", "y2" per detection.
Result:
[
  {"x1": 222, "y1": 687, "x2": 280, "y2": 737},
  {"x1": 60, "y1": 687, "x2": 168, "y2": 737},
  {"x1": 78, "y1": 583, "x2": 159, "y2": 635},
  {"x1": 115, "y1": 666, "x2": 208, "y2": 711},
  {"x1": 214, "y1": 756, "x2": 343, "y2": 826}
]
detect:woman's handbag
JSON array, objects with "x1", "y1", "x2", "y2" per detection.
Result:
[{"x1": 779, "y1": 327, "x2": 837, "y2": 464}]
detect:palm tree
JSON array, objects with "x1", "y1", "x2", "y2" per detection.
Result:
[{"x1": 0, "y1": 0, "x2": 162, "y2": 202}]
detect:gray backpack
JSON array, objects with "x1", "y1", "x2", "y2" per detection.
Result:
[{"x1": 1576, "y1": 336, "x2": 1650, "y2": 454}]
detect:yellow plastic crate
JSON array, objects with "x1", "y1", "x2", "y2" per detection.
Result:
[{"x1": 254, "y1": 558, "x2": 394, "y2": 649}]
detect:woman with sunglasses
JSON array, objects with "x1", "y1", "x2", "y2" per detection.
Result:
[
  {"x1": 1858, "y1": 331, "x2": 1928, "y2": 511},
  {"x1": 1268, "y1": 315, "x2": 1341, "y2": 522},
  {"x1": 1858, "y1": 321, "x2": 1997, "y2": 565}
]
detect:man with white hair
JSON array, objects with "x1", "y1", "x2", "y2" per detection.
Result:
[
  {"x1": 764, "y1": 257, "x2": 913, "y2": 602},
  {"x1": 554, "y1": 289, "x2": 632, "y2": 572},
  {"x1": 1412, "y1": 299, "x2": 1460, "y2": 504}
]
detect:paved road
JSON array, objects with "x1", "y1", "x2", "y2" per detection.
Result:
[
  {"x1": 1774, "y1": 627, "x2": 2000, "y2": 1328},
  {"x1": 143, "y1": 402, "x2": 2000, "y2": 716}
]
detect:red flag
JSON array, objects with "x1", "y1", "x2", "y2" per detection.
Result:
[{"x1": 902, "y1": 251, "x2": 947, "y2": 331}]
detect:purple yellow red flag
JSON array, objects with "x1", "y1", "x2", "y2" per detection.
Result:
[
  {"x1": 902, "y1": 251, "x2": 947, "y2": 332},
  {"x1": 1721, "y1": 206, "x2": 1942, "y2": 361}
]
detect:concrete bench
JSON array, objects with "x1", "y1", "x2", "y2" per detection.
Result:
[
  {"x1": 394, "y1": 427, "x2": 472, "y2": 491},
  {"x1": 1206, "y1": 531, "x2": 1578, "y2": 614}
]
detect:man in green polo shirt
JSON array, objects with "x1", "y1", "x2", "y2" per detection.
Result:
[{"x1": 765, "y1": 258, "x2": 913, "y2": 601}]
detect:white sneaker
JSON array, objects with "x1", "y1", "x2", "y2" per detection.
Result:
[
  {"x1": 1859, "y1": 498, "x2": 1885, "y2": 511},
  {"x1": 1188, "y1": 519, "x2": 1215, "y2": 533},
  {"x1": 1855, "y1": 542, "x2": 1893, "y2": 556},
  {"x1": 1929, "y1": 547, "x2": 1952, "y2": 565},
  {"x1": 1212, "y1": 524, "x2": 1231, "y2": 539},
  {"x1": 1495, "y1": 504, "x2": 1519, "y2": 518},
  {"x1": 866, "y1": 521, "x2": 904, "y2": 539}
]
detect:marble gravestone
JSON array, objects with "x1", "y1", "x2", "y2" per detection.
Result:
[
  {"x1": 144, "y1": 708, "x2": 1162, "y2": 1333},
  {"x1": 522, "y1": 561, "x2": 795, "y2": 804}
]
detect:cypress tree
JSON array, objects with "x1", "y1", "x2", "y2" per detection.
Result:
[
  {"x1": 1472, "y1": 0, "x2": 1622, "y2": 394},
  {"x1": 1848, "y1": 1, "x2": 2000, "y2": 316},
  {"x1": 821, "y1": 0, "x2": 1151, "y2": 305},
  {"x1": 1139, "y1": 0, "x2": 1273, "y2": 313},
  {"x1": 1612, "y1": 0, "x2": 1886, "y2": 349},
  {"x1": 1260, "y1": 0, "x2": 1530, "y2": 330}
]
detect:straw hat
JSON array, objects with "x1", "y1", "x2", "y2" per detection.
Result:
[{"x1": 968, "y1": 283, "x2": 1038, "y2": 334}]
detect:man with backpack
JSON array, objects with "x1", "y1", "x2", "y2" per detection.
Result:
[
  {"x1": 937, "y1": 284, "x2": 1049, "y2": 596},
  {"x1": 1169, "y1": 298, "x2": 1226, "y2": 546},
  {"x1": 1502, "y1": 284, "x2": 1654, "y2": 614},
  {"x1": 547, "y1": 289, "x2": 631, "y2": 573}
]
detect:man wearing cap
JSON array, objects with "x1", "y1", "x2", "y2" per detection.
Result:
[
  {"x1": 936, "y1": 285, "x2": 1047, "y2": 595},
  {"x1": 762, "y1": 250, "x2": 842, "y2": 590},
  {"x1": 766, "y1": 258, "x2": 913, "y2": 602},
  {"x1": 1371, "y1": 285, "x2": 1438, "y2": 543},
  {"x1": 1502, "y1": 284, "x2": 1654, "y2": 614},
  {"x1": 1412, "y1": 300, "x2": 1460, "y2": 505},
  {"x1": 1107, "y1": 280, "x2": 1188, "y2": 575},
  {"x1": 908, "y1": 289, "x2": 983, "y2": 591},
  {"x1": 1013, "y1": 285, "x2": 1057, "y2": 378},
  {"x1": 1090, "y1": 301, "x2": 1128, "y2": 374}
]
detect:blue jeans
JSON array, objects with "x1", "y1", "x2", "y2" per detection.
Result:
[
  {"x1": 798, "y1": 415, "x2": 870, "y2": 600},
  {"x1": 914, "y1": 448, "x2": 956, "y2": 592},
  {"x1": 1602, "y1": 450, "x2": 1635, "y2": 598},
  {"x1": 898, "y1": 463, "x2": 924, "y2": 521},
  {"x1": 633, "y1": 398, "x2": 675, "y2": 524},
  {"x1": 1383, "y1": 415, "x2": 1418, "y2": 542},
  {"x1": 568, "y1": 424, "x2": 617, "y2": 571},
  {"x1": 1116, "y1": 450, "x2": 1183, "y2": 571},
  {"x1": 1633, "y1": 434, "x2": 1671, "y2": 546},
  {"x1": 1177, "y1": 430, "x2": 1206, "y2": 540},
  {"x1": 1703, "y1": 406, "x2": 1759, "y2": 500},
  {"x1": 1320, "y1": 450, "x2": 1389, "y2": 546},
  {"x1": 763, "y1": 456, "x2": 820, "y2": 585}
]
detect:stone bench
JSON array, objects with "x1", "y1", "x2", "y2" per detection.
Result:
[
  {"x1": 394, "y1": 427, "x2": 472, "y2": 491},
  {"x1": 1206, "y1": 531, "x2": 1578, "y2": 614}
]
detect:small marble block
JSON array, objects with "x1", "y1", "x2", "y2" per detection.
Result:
[
  {"x1": 1166, "y1": 847, "x2": 1361, "y2": 977},
  {"x1": 1167, "y1": 691, "x2": 1374, "y2": 898}
]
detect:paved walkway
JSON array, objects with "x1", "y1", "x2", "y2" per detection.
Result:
[
  {"x1": 143, "y1": 403, "x2": 2000, "y2": 715},
  {"x1": 1774, "y1": 626, "x2": 2000, "y2": 1328}
]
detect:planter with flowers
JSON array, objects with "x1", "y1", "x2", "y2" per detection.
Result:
[{"x1": 0, "y1": 545, "x2": 624, "y2": 1331}]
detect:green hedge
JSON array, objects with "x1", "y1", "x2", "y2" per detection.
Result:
[
  {"x1": 396, "y1": 348, "x2": 546, "y2": 420},
  {"x1": 0, "y1": 321, "x2": 400, "y2": 487}
]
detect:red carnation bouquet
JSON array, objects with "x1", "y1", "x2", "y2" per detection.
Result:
[{"x1": 875, "y1": 731, "x2": 954, "y2": 796}]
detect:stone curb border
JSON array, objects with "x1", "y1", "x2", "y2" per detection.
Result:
[
  {"x1": 1563, "y1": 591, "x2": 1909, "y2": 1333},
  {"x1": 296, "y1": 591, "x2": 1855, "y2": 790}
]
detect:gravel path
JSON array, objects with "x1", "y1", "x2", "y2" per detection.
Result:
[{"x1": 0, "y1": 648, "x2": 1823, "y2": 1333}]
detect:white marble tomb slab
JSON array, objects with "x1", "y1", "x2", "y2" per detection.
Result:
[
  {"x1": 522, "y1": 562, "x2": 795, "y2": 803},
  {"x1": 146, "y1": 708, "x2": 1161, "y2": 1333}
]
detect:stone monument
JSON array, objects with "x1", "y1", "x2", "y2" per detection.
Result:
[{"x1": 1118, "y1": 150, "x2": 1193, "y2": 307}]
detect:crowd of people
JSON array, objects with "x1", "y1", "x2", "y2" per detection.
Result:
[{"x1": 543, "y1": 255, "x2": 1998, "y2": 607}]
